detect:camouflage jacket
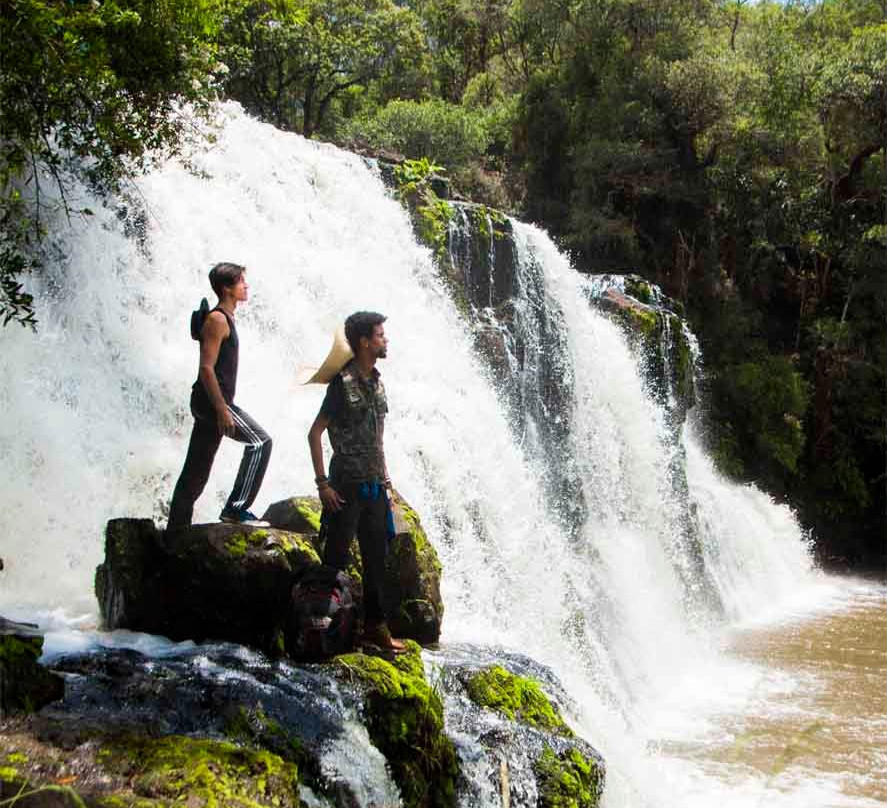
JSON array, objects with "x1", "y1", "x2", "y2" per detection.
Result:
[{"x1": 326, "y1": 360, "x2": 388, "y2": 485}]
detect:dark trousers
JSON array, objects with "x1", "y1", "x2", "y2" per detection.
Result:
[
  {"x1": 322, "y1": 484, "x2": 388, "y2": 622},
  {"x1": 168, "y1": 403, "x2": 272, "y2": 529}
]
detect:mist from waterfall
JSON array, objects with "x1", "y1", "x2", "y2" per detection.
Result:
[{"x1": 0, "y1": 104, "x2": 836, "y2": 807}]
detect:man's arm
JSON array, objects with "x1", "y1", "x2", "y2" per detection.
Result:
[
  {"x1": 198, "y1": 311, "x2": 235, "y2": 436},
  {"x1": 308, "y1": 413, "x2": 345, "y2": 511}
]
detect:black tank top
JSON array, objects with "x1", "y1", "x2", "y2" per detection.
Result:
[{"x1": 191, "y1": 307, "x2": 239, "y2": 414}]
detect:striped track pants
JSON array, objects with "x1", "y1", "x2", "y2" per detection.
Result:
[{"x1": 168, "y1": 403, "x2": 272, "y2": 529}]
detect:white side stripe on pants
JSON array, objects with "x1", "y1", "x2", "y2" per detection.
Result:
[{"x1": 228, "y1": 405, "x2": 267, "y2": 509}]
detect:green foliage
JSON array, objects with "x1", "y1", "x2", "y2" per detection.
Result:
[
  {"x1": 220, "y1": 0, "x2": 427, "y2": 137},
  {"x1": 1, "y1": 0, "x2": 221, "y2": 326},
  {"x1": 471, "y1": 204, "x2": 507, "y2": 241},
  {"x1": 348, "y1": 99, "x2": 491, "y2": 168},
  {"x1": 393, "y1": 159, "x2": 454, "y2": 257},
  {"x1": 715, "y1": 356, "x2": 810, "y2": 477}
]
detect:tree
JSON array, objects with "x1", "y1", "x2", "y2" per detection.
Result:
[
  {"x1": 221, "y1": 0, "x2": 427, "y2": 137},
  {"x1": 1, "y1": 0, "x2": 222, "y2": 327}
]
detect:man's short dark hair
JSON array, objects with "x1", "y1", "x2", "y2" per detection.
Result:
[
  {"x1": 345, "y1": 311, "x2": 386, "y2": 354},
  {"x1": 208, "y1": 262, "x2": 246, "y2": 296}
]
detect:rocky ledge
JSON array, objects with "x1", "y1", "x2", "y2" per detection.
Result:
[
  {"x1": 95, "y1": 491, "x2": 443, "y2": 658},
  {"x1": 0, "y1": 492, "x2": 606, "y2": 807}
]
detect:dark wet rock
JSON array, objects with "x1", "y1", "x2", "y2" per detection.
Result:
[
  {"x1": 334, "y1": 642, "x2": 459, "y2": 807},
  {"x1": 441, "y1": 202, "x2": 586, "y2": 540},
  {"x1": 588, "y1": 273, "x2": 695, "y2": 424},
  {"x1": 96, "y1": 519, "x2": 318, "y2": 657},
  {"x1": 428, "y1": 645, "x2": 605, "y2": 808},
  {"x1": 262, "y1": 493, "x2": 445, "y2": 645},
  {"x1": 0, "y1": 618, "x2": 64, "y2": 717},
  {"x1": 97, "y1": 491, "x2": 444, "y2": 658},
  {"x1": 2, "y1": 642, "x2": 445, "y2": 807}
]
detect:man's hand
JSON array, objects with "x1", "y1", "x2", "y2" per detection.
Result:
[
  {"x1": 217, "y1": 408, "x2": 235, "y2": 437},
  {"x1": 319, "y1": 485, "x2": 346, "y2": 512}
]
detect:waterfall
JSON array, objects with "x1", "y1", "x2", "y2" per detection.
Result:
[{"x1": 0, "y1": 104, "x2": 824, "y2": 807}]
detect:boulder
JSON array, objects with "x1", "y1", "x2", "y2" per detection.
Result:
[
  {"x1": 262, "y1": 493, "x2": 444, "y2": 644},
  {"x1": 383, "y1": 494, "x2": 443, "y2": 643},
  {"x1": 591, "y1": 276, "x2": 695, "y2": 423},
  {"x1": 334, "y1": 642, "x2": 458, "y2": 808},
  {"x1": 96, "y1": 519, "x2": 319, "y2": 656},
  {"x1": 262, "y1": 496, "x2": 323, "y2": 535},
  {"x1": 0, "y1": 617, "x2": 64, "y2": 717},
  {"x1": 95, "y1": 491, "x2": 444, "y2": 657},
  {"x1": 456, "y1": 662, "x2": 606, "y2": 808}
]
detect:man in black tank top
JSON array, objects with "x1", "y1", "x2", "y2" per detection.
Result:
[{"x1": 167, "y1": 263, "x2": 273, "y2": 529}]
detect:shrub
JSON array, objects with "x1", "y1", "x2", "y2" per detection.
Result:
[{"x1": 346, "y1": 99, "x2": 491, "y2": 168}]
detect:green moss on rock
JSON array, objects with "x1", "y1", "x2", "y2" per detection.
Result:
[
  {"x1": 465, "y1": 665, "x2": 573, "y2": 736},
  {"x1": 625, "y1": 277, "x2": 653, "y2": 304},
  {"x1": 0, "y1": 633, "x2": 42, "y2": 666},
  {"x1": 295, "y1": 501, "x2": 322, "y2": 533},
  {"x1": 262, "y1": 496, "x2": 324, "y2": 536},
  {"x1": 223, "y1": 704, "x2": 309, "y2": 770},
  {"x1": 535, "y1": 745, "x2": 605, "y2": 808},
  {"x1": 0, "y1": 632, "x2": 65, "y2": 715},
  {"x1": 336, "y1": 642, "x2": 458, "y2": 808},
  {"x1": 97, "y1": 735, "x2": 300, "y2": 808}
]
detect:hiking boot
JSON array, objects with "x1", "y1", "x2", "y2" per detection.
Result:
[
  {"x1": 220, "y1": 507, "x2": 270, "y2": 527},
  {"x1": 360, "y1": 620, "x2": 406, "y2": 655}
]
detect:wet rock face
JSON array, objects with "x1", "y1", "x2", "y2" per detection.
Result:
[
  {"x1": 96, "y1": 492, "x2": 444, "y2": 658},
  {"x1": 0, "y1": 618, "x2": 64, "y2": 717},
  {"x1": 334, "y1": 642, "x2": 459, "y2": 808},
  {"x1": 428, "y1": 646, "x2": 606, "y2": 808},
  {"x1": 587, "y1": 274, "x2": 696, "y2": 426},
  {"x1": 96, "y1": 518, "x2": 318, "y2": 656},
  {"x1": 1, "y1": 644, "x2": 398, "y2": 807},
  {"x1": 261, "y1": 494, "x2": 444, "y2": 644},
  {"x1": 443, "y1": 203, "x2": 586, "y2": 537}
]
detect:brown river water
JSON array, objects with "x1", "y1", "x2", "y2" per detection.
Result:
[{"x1": 653, "y1": 578, "x2": 887, "y2": 807}]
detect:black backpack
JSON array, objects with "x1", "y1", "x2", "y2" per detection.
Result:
[
  {"x1": 289, "y1": 565, "x2": 355, "y2": 660},
  {"x1": 190, "y1": 297, "x2": 210, "y2": 340}
]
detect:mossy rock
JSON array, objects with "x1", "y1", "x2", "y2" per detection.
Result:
[
  {"x1": 0, "y1": 622, "x2": 64, "y2": 717},
  {"x1": 535, "y1": 745, "x2": 605, "y2": 808},
  {"x1": 624, "y1": 276, "x2": 653, "y2": 305},
  {"x1": 262, "y1": 497, "x2": 324, "y2": 539},
  {"x1": 1, "y1": 734, "x2": 302, "y2": 808},
  {"x1": 95, "y1": 519, "x2": 319, "y2": 656},
  {"x1": 464, "y1": 665, "x2": 573, "y2": 736},
  {"x1": 267, "y1": 493, "x2": 444, "y2": 645},
  {"x1": 336, "y1": 642, "x2": 458, "y2": 808},
  {"x1": 383, "y1": 493, "x2": 444, "y2": 643},
  {"x1": 96, "y1": 735, "x2": 300, "y2": 808},
  {"x1": 160, "y1": 524, "x2": 318, "y2": 653}
]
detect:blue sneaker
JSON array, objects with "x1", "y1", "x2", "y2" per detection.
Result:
[{"x1": 220, "y1": 507, "x2": 270, "y2": 527}]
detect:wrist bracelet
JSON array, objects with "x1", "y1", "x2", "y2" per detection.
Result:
[{"x1": 315, "y1": 475, "x2": 328, "y2": 484}]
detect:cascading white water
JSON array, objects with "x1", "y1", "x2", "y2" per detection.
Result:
[{"x1": 1, "y1": 104, "x2": 848, "y2": 807}]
